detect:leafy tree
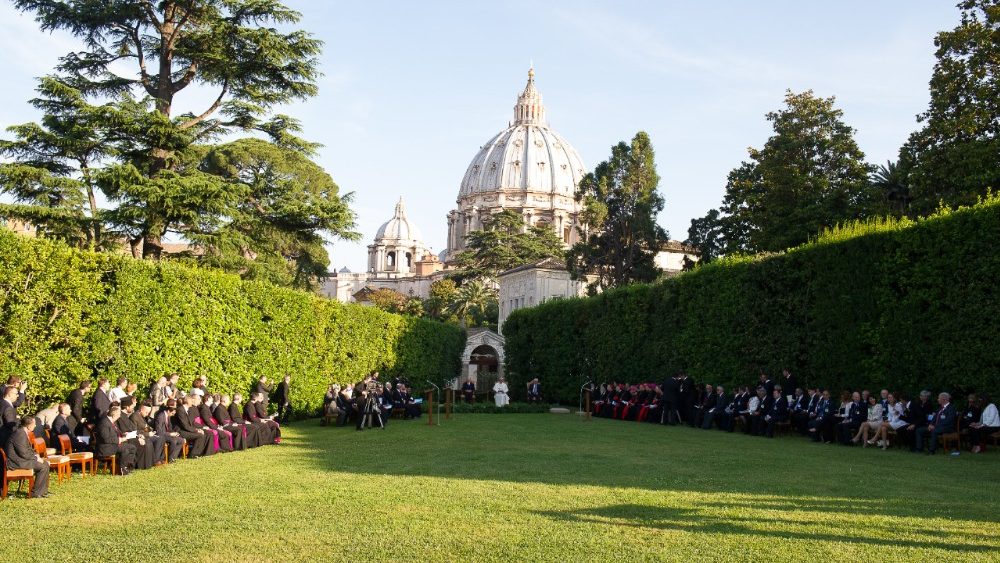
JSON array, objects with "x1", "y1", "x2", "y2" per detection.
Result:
[
  {"x1": 368, "y1": 288, "x2": 407, "y2": 313},
  {"x1": 0, "y1": 77, "x2": 109, "y2": 248},
  {"x1": 901, "y1": 0, "x2": 1000, "y2": 214},
  {"x1": 568, "y1": 131, "x2": 667, "y2": 292},
  {"x1": 402, "y1": 297, "x2": 424, "y2": 317},
  {"x1": 424, "y1": 279, "x2": 458, "y2": 322},
  {"x1": 448, "y1": 280, "x2": 493, "y2": 328},
  {"x1": 684, "y1": 208, "x2": 725, "y2": 263},
  {"x1": 198, "y1": 138, "x2": 359, "y2": 290},
  {"x1": 708, "y1": 91, "x2": 875, "y2": 254},
  {"x1": 455, "y1": 209, "x2": 564, "y2": 284},
  {"x1": 11, "y1": 0, "x2": 323, "y2": 258}
]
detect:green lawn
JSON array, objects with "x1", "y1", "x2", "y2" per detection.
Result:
[{"x1": 2, "y1": 414, "x2": 998, "y2": 562}]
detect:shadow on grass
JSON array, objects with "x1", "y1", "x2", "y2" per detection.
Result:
[
  {"x1": 291, "y1": 415, "x2": 1000, "y2": 528},
  {"x1": 529, "y1": 502, "x2": 995, "y2": 553}
]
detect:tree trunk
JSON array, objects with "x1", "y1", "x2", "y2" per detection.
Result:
[{"x1": 80, "y1": 163, "x2": 100, "y2": 249}]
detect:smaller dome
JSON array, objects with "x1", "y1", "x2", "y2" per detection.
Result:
[{"x1": 375, "y1": 198, "x2": 423, "y2": 243}]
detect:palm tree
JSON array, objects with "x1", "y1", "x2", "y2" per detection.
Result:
[
  {"x1": 872, "y1": 160, "x2": 911, "y2": 217},
  {"x1": 447, "y1": 280, "x2": 495, "y2": 328}
]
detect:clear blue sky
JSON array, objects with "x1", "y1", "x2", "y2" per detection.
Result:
[{"x1": 0, "y1": 1, "x2": 960, "y2": 271}]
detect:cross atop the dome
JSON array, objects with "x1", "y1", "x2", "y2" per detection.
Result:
[{"x1": 394, "y1": 196, "x2": 407, "y2": 218}]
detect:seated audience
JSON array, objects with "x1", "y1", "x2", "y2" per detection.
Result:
[
  {"x1": 764, "y1": 388, "x2": 788, "y2": 438},
  {"x1": 49, "y1": 403, "x2": 83, "y2": 452},
  {"x1": 174, "y1": 395, "x2": 212, "y2": 458},
  {"x1": 701, "y1": 385, "x2": 728, "y2": 430},
  {"x1": 914, "y1": 392, "x2": 956, "y2": 455},
  {"x1": 969, "y1": 393, "x2": 999, "y2": 454},
  {"x1": 116, "y1": 397, "x2": 155, "y2": 470},
  {"x1": 214, "y1": 395, "x2": 249, "y2": 451},
  {"x1": 154, "y1": 399, "x2": 185, "y2": 463},
  {"x1": 837, "y1": 392, "x2": 865, "y2": 445},
  {"x1": 5, "y1": 415, "x2": 49, "y2": 498},
  {"x1": 852, "y1": 394, "x2": 884, "y2": 446},
  {"x1": 94, "y1": 405, "x2": 137, "y2": 474}
]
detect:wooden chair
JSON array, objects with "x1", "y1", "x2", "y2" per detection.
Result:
[
  {"x1": 775, "y1": 420, "x2": 792, "y2": 437},
  {"x1": 58, "y1": 435, "x2": 94, "y2": 478},
  {"x1": 95, "y1": 453, "x2": 118, "y2": 476},
  {"x1": 988, "y1": 431, "x2": 1000, "y2": 449},
  {"x1": 33, "y1": 437, "x2": 70, "y2": 484},
  {"x1": 392, "y1": 407, "x2": 405, "y2": 420},
  {"x1": 1, "y1": 449, "x2": 35, "y2": 500},
  {"x1": 939, "y1": 418, "x2": 961, "y2": 453}
]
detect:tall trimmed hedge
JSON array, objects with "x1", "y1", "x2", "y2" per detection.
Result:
[
  {"x1": 505, "y1": 198, "x2": 1000, "y2": 403},
  {"x1": 0, "y1": 230, "x2": 464, "y2": 415}
]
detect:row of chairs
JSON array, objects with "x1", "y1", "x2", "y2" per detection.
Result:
[
  {"x1": 747, "y1": 415, "x2": 998, "y2": 452},
  {"x1": 2, "y1": 429, "x2": 190, "y2": 499}
]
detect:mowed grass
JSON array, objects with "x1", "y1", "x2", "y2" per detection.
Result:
[{"x1": 1, "y1": 414, "x2": 999, "y2": 562}]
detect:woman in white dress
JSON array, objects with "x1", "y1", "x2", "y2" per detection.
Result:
[
  {"x1": 492, "y1": 377, "x2": 509, "y2": 408},
  {"x1": 871, "y1": 393, "x2": 906, "y2": 449},
  {"x1": 853, "y1": 395, "x2": 884, "y2": 446}
]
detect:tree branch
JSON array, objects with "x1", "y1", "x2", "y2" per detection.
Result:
[
  {"x1": 140, "y1": 0, "x2": 162, "y2": 31},
  {"x1": 178, "y1": 81, "x2": 229, "y2": 130},
  {"x1": 130, "y1": 24, "x2": 155, "y2": 96},
  {"x1": 171, "y1": 61, "x2": 198, "y2": 94}
]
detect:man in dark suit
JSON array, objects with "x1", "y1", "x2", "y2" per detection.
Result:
[
  {"x1": 89, "y1": 378, "x2": 112, "y2": 422},
  {"x1": 661, "y1": 376, "x2": 680, "y2": 425},
  {"x1": 761, "y1": 373, "x2": 775, "y2": 397},
  {"x1": 5, "y1": 416, "x2": 49, "y2": 498},
  {"x1": 781, "y1": 369, "x2": 797, "y2": 399},
  {"x1": 274, "y1": 375, "x2": 292, "y2": 423},
  {"x1": 915, "y1": 392, "x2": 957, "y2": 455},
  {"x1": 764, "y1": 389, "x2": 789, "y2": 438},
  {"x1": 701, "y1": 386, "x2": 729, "y2": 430},
  {"x1": 94, "y1": 405, "x2": 137, "y2": 474},
  {"x1": 790, "y1": 388, "x2": 812, "y2": 434},
  {"x1": 0, "y1": 384, "x2": 21, "y2": 448},
  {"x1": 49, "y1": 403, "x2": 84, "y2": 452},
  {"x1": 116, "y1": 398, "x2": 155, "y2": 470},
  {"x1": 837, "y1": 392, "x2": 866, "y2": 445},
  {"x1": 131, "y1": 401, "x2": 167, "y2": 465},
  {"x1": 808, "y1": 389, "x2": 835, "y2": 442},
  {"x1": 677, "y1": 375, "x2": 697, "y2": 426},
  {"x1": 67, "y1": 380, "x2": 91, "y2": 427},
  {"x1": 153, "y1": 400, "x2": 185, "y2": 462},
  {"x1": 174, "y1": 396, "x2": 212, "y2": 458}
]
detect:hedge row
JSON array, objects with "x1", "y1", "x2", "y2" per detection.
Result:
[
  {"x1": 504, "y1": 197, "x2": 1000, "y2": 404},
  {"x1": 0, "y1": 230, "x2": 465, "y2": 415}
]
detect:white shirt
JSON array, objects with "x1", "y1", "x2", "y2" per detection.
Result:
[
  {"x1": 981, "y1": 403, "x2": 1000, "y2": 427},
  {"x1": 108, "y1": 387, "x2": 128, "y2": 404}
]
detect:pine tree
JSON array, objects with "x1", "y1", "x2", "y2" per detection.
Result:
[
  {"x1": 567, "y1": 131, "x2": 667, "y2": 292},
  {"x1": 11, "y1": 0, "x2": 325, "y2": 258}
]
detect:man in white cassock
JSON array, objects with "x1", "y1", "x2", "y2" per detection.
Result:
[{"x1": 493, "y1": 377, "x2": 509, "y2": 408}]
